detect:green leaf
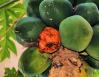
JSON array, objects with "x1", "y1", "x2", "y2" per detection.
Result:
[
  {"x1": 7, "y1": 39, "x2": 17, "y2": 54},
  {"x1": 0, "y1": 0, "x2": 25, "y2": 62},
  {"x1": 0, "y1": 0, "x2": 9, "y2": 5},
  {"x1": 7, "y1": 9, "x2": 17, "y2": 21},
  {"x1": 8, "y1": 30, "x2": 16, "y2": 39},
  {"x1": 0, "y1": 49, "x2": 10, "y2": 61},
  {"x1": 4, "y1": 67, "x2": 24, "y2": 77}
]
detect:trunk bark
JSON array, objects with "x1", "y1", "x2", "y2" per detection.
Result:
[{"x1": 49, "y1": 46, "x2": 83, "y2": 77}]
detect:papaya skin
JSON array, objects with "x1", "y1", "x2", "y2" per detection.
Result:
[
  {"x1": 75, "y1": 2, "x2": 99, "y2": 25},
  {"x1": 86, "y1": 26, "x2": 99, "y2": 61},
  {"x1": 59, "y1": 15, "x2": 93, "y2": 52},
  {"x1": 39, "y1": 0, "x2": 73, "y2": 27},
  {"x1": 15, "y1": 17, "x2": 45, "y2": 47},
  {"x1": 89, "y1": 0, "x2": 99, "y2": 8},
  {"x1": 27, "y1": 0, "x2": 43, "y2": 17},
  {"x1": 18, "y1": 47, "x2": 51, "y2": 77},
  {"x1": 84, "y1": 55, "x2": 99, "y2": 69}
]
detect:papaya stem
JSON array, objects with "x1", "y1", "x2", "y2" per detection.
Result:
[{"x1": 0, "y1": 0, "x2": 18, "y2": 9}]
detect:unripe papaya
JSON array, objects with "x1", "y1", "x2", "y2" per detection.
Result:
[
  {"x1": 88, "y1": 0, "x2": 99, "y2": 8},
  {"x1": 15, "y1": 17, "x2": 45, "y2": 47},
  {"x1": 27, "y1": 0, "x2": 43, "y2": 17},
  {"x1": 39, "y1": 0, "x2": 73, "y2": 27},
  {"x1": 59, "y1": 15, "x2": 93, "y2": 52},
  {"x1": 18, "y1": 47, "x2": 51, "y2": 77},
  {"x1": 86, "y1": 26, "x2": 99, "y2": 60},
  {"x1": 75, "y1": 2, "x2": 99, "y2": 25},
  {"x1": 83, "y1": 55, "x2": 99, "y2": 69}
]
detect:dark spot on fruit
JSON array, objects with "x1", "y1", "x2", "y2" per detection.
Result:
[
  {"x1": 38, "y1": 27, "x2": 60, "y2": 53},
  {"x1": 46, "y1": 43, "x2": 54, "y2": 48}
]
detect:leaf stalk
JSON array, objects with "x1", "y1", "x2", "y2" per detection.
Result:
[{"x1": 0, "y1": 0, "x2": 19, "y2": 9}]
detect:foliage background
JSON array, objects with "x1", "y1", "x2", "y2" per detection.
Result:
[
  {"x1": 0, "y1": 0, "x2": 25, "y2": 62},
  {"x1": 0, "y1": 0, "x2": 26, "y2": 77}
]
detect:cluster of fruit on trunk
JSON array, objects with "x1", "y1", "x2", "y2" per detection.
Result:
[{"x1": 15, "y1": 0, "x2": 99, "y2": 77}]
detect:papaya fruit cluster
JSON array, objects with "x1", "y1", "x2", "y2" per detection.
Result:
[{"x1": 14, "y1": 0, "x2": 99, "y2": 77}]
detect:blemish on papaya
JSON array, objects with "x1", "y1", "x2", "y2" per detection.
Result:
[{"x1": 38, "y1": 27, "x2": 60, "y2": 53}]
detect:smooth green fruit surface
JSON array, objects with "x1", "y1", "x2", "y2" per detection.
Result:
[
  {"x1": 18, "y1": 47, "x2": 51, "y2": 76},
  {"x1": 39, "y1": 0, "x2": 73, "y2": 27},
  {"x1": 15, "y1": 17, "x2": 45, "y2": 47},
  {"x1": 86, "y1": 26, "x2": 99, "y2": 60},
  {"x1": 89, "y1": 0, "x2": 99, "y2": 8},
  {"x1": 59, "y1": 15, "x2": 93, "y2": 52},
  {"x1": 75, "y1": 2, "x2": 99, "y2": 25},
  {"x1": 27, "y1": 0, "x2": 43, "y2": 17}
]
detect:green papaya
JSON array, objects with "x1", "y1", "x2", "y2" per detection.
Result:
[
  {"x1": 59, "y1": 15, "x2": 93, "y2": 52},
  {"x1": 83, "y1": 55, "x2": 99, "y2": 69},
  {"x1": 85, "y1": 63, "x2": 99, "y2": 77},
  {"x1": 18, "y1": 47, "x2": 51, "y2": 77},
  {"x1": 76, "y1": 0, "x2": 99, "y2": 8},
  {"x1": 88, "y1": 0, "x2": 99, "y2": 8},
  {"x1": 75, "y1": 2, "x2": 99, "y2": 25},
  {"x1": 27, "y1": 0, "x2": 43, "y2": 17},
  {"x1": 39, "y1": 0, "x2": 73, "y2": 27},
  {"x1": 15, "y1": 17, "x2": 45, "y2": 47},
  {"x1": 86, "y1": 26, "x2": 99, "y2": 60},
  {"x1": 32, "y1": 66, "x2": 50, "y2": 77}
]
